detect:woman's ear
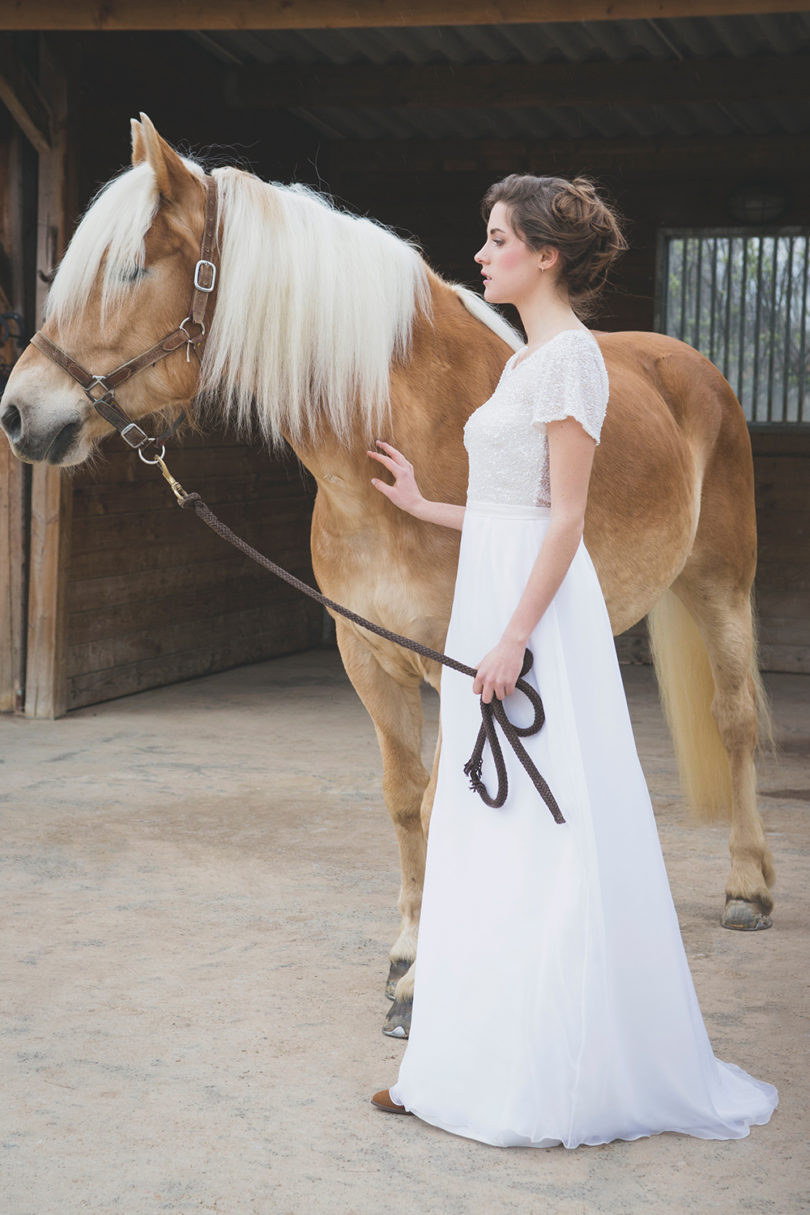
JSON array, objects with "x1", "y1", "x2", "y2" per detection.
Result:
[{"x1": 538, "y1": 246, "x2": 560, "y2": 272}]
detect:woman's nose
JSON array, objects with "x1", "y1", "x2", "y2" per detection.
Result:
[{"x1": 474, "y1": 247, "x2": 486, "y2": 264}]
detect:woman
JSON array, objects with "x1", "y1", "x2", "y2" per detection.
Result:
[{"x1": 366, "y1": 174, "x2": 778, "y2": 1148}]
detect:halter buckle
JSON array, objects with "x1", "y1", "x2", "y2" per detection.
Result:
[
  {"x1": 194, "y1": 259, "x2": 216, "y2": 292},
  {"x1": 120, "y1": 422, "x2": 149, "y2": 448}
]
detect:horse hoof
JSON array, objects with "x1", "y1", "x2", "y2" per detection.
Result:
[
  {"x1": 385, "y1": 958, "x2": 412, "y2": 1001},
  {"x1": 721, "y1": 899, "x2": 773, "y2": 931},
  {"x1": 382, "y1": 998, "x2": 412, "y2": 1038}
]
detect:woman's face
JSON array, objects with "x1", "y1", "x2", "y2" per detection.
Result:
[{"x1": 475, "y1": 201, "x2": 544, "y2": 307}]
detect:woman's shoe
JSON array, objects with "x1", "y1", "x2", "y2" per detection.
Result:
[{"x1": 371, "y1": 1088, "x2": 412, "y2": 1114}]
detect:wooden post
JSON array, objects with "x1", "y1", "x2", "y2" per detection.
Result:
[
  {"x1": 24, "y1": 34, "x2": 75, "y2": 718},
  {"x1": 0, "y1": 118, "x2": 31, "y2": 712},
  {"x1": 0, "y1": 440, "x2": 26, "y2": 712},
  {"x1": 0, "y1": 266, "x2": 26, "y2": 710}
]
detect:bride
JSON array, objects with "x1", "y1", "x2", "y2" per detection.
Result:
[{"x1": 365, "y1": 173, "x2": 778, "y2": 1148}]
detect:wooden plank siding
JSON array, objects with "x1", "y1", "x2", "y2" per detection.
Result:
[
  {"x1": 752, "y1": 432, "x2": 810, "y2": 674},
  {"x1": 64, "y1": 429, "x2": 324, "y2": 710}
]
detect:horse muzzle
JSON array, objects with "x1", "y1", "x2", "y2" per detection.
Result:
[{"x1": 1, "y1": 394, "x2": 87, "y2": 464}]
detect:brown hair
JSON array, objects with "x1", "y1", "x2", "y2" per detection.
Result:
[{"x1": 481, "y1": 174, "x2": 628, "y2": 320}]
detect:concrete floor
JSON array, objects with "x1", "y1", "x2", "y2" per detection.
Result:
[{"x1": 1, "y1": 651, "x2": 808, "y2": 1215}]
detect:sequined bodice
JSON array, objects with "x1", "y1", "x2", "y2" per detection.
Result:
[{"x1": 464, "y1": 328, "x2": 609, "y2": 508}]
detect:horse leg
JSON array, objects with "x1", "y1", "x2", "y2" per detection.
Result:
[
  {"x1": 382, "y1": 724, "x2": 442, "y2": 1038},
  {"x1": 651, "y1": 580, "x2": 774, "y2": 929},
  {"x1": 333, "y1": 620, "x2": 430, "y2": 1021}
]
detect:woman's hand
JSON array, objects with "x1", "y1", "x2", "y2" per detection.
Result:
[
  {"x1": 367, "y1": 440, "x2": 426, "y2": 516},
  {"x1": 473, "y1": 636, "x2": 526, "y2": 704}
]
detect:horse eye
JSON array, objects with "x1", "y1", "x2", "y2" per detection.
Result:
[{"x1": 119, "y1": 265, "x2": 146, "y2": 284}]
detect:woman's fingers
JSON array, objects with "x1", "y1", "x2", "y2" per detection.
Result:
[
  {"x1": 375, "y1": 438, "x2": 402, "y2": 457},
  {"x1": 371, "y1": 477, "x2": 395, "y2": 500},
  {"x1": 375, "y1": 439, "x2": 412, "y2": 470},
  {"x1": 367, "y1": 449, "x2": 398, "y2": 472},
  {"x1": 474, "y1": 660, "x2": 517, "y2": 702}
]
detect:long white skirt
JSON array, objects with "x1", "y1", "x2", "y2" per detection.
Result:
[{"x1": 390, "y1": 500, "x2": 777, "y2": 1149}]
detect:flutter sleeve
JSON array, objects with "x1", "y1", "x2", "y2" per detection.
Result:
[{"x1": 529, "y1": 333, "x2": 610, "y2": 444}]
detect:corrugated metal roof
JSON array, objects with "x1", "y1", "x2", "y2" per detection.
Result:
[{"x1": 189, "y1": 13, "x2": 810, "y2": 142}]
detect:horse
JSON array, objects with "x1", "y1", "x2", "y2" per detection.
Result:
[{"x1": 1, "y1": 115, "x2": 775, "y2": 1037}]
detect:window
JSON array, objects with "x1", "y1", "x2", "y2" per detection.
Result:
[{"x1": 657, "y1": 230, "x2": 809, "y2": 424}]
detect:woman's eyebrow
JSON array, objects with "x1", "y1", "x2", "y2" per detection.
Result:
[{"x1": 488, "y1": 226, "x2": 506, "y2": 236}]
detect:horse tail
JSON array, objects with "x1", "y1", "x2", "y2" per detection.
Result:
[
  {"x1": 648, "y1": 586, "x2": 774, "y2": 824},
  {"x1": 647, "y1": 589, "x2": 731, "y2": 823}
]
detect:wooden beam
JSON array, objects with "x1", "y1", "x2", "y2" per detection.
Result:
[
  {"x1": 0, "y1": 0, "x2": 808, "y2": 30},
  {"x1": 0, "y1": 40, "x2": 52, "y2": 153},
  {"x1": 24, "y1": 34, "x2": 75, "y2": 719},
  {"x1": 226, "y1": 53, "x2": 810, "y2": 112},
  {"x1": 331, "y1": 131, "x2": 810, "y2": 177}
]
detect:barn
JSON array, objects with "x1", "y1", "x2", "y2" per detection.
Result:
[{"x1": 0, "y1": 1, "x2": 808, "y2": 718}]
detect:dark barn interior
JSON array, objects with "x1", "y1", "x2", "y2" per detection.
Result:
[{"x1": 1, "y1": 5, "x2": 808, "y2": 717}]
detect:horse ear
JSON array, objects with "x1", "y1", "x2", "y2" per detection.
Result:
[
  {"x1": 130, "y1": 118, "x2": 146, "y2": 166},
  {"x1": 137, "y1": 112, "x2": 194, "y2": 202}
]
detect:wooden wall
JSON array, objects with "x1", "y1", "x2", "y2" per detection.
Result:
[
  {"x1": 65, "y1": 429, "x2": 324, "y2": 710},
  {"x1": 753, "y1": 430, "x2": 810, "y2": 674}
]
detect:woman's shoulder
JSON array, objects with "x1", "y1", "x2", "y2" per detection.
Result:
[
  {"x1": 509, "y1": 327, "x2": 604, "y2": 374},
  {"x1": 509, "y1": 328, "x2": 607, "y2": 390},
  {"x1": 523, "y1": 329, "x2": 609, "y2": 441}
]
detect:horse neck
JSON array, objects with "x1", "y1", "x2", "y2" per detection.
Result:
[{"x1": 289, "y1": 275, "x2": 513, "y2": 506}]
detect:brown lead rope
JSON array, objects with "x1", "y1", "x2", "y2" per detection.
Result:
[{"x1": 176, "y1": 489, "x2": 565, "y2": 824}]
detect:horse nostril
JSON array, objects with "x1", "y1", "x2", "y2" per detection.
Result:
[{"x1": 1, "y1": 403, "x2": 23, "y2": 442}]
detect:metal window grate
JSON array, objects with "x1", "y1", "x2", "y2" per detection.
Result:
[{"x1": 657, "y1": 229, "x2": 810, "y2": 424}]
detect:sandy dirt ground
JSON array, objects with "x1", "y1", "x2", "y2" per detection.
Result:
[{"x1": 1, "y1": 649, "x2": 808, "y2": 1215}]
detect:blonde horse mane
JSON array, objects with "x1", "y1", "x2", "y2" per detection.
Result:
[{"x1": 44, "y1": 152, "x2": 522, "y2": 447}]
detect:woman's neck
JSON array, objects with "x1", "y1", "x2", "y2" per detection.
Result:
[{"x1": 517, "y1": 292, "x2": 583, "y2": 349}]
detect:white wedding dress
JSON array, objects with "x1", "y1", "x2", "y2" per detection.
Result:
[{"x1": 389, "y1": 328, "x2": 778, "y2": 1148}]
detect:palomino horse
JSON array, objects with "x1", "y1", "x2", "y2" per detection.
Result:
[{"x1": 1, "y1": 117, "x2": 774, "y2": 1037}]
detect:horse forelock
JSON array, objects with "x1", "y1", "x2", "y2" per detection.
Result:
[
  {"x1": 199, "y1": 167, "x2": 431, "y2": 448},
  {"x1": 46, "y1": 158, "x2": 205, "y2": 334}
]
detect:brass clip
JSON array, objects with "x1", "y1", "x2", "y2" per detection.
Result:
[
  {"x1": 155, "y1": 453, "x2": 188, "y2": 505},
  {"x1": 137, "y1": 442, "x2": 188, "y2": 504}
]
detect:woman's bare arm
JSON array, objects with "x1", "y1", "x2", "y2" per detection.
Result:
[
  {"x1": 473, "y1": 417, "x2": 597, "y2": 702},
  {"x1": 368, "y1": 440, "x2": 466, "y2": 531}
]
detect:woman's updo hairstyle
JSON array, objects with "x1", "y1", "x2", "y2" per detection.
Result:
[{"x1": 481, "y1": 174, "x2": 628, "y2": 320}]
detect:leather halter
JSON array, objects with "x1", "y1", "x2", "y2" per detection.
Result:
[{"x1": 29, "y1": 174, "x2": 219, "y2": 453}]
